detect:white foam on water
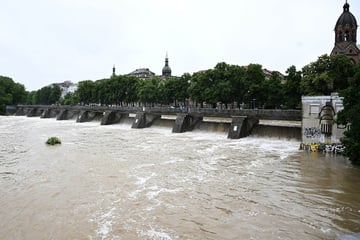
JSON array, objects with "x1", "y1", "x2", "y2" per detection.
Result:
[
  {"x1": 146, "y1": 186, "x2": 181, "y2": 200},
  {"x1": 142, "y1": 228, "x2": 173, "y2": 240},
  {"x1": 136, "y1": 173, "x2": 156, "y2": 185},
  {"x1": 96, "y1": 207, "x2": 116, "y2": 240}
]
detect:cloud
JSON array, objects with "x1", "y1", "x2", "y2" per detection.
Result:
[{"x1": 0, "y1": 0, "x2": 358, "y2": 90}]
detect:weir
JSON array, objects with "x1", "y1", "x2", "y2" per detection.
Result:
[{"x1": 13, "y1": 105, "x2": 302, "y2": 139}]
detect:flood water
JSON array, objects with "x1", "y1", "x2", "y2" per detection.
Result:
[{"x1": 0, "y1": 116, "x2": 359, "y2": 240}]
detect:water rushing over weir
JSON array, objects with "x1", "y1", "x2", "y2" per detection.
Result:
[{"x1": 0, "y1": 116, "x2": 359, "y2": 240}]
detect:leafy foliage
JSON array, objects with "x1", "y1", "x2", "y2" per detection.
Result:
[
  {"x1": 337, "y1": 63, "x2": 360, "y2": 165},
  {"x1": 46, "y1": 137, "x2": 62, "y2": 145},
  {"x1": 301, "y1": 54, "x2": 354, "y2": 96},
  {"x1": 0, "y1": 76, "x2": 27, "y2": 114}
]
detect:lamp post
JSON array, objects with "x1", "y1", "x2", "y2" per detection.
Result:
[{"x1": 253, "y1": 98, "x2": 256, "y2": 109}]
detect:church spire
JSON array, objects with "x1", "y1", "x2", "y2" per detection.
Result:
[
  {"x1": 162, "y1": 52, "x2": 172, "y2": 78},
  {"x1": 112, "y1": 64, "x2": 116, "y2": 78},
  {"x1": 331, "y1": 0, "x2": 360, "y2": 64},
  {"x1": 344, "y1": 0, "x2": 349, "y2": 12},
  {"x1": 165, "y1": 52, "x2": 169, "y2": 67}
]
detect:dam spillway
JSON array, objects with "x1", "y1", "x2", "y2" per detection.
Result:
[{"x1": 14, "y1": 105, "x2": 302, "y2": 140}]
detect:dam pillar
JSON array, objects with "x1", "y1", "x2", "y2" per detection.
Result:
[
  {"x1": 77, "y1": 110, "x2": 88, "y2": 123},
  {"x1": 15, "y1": 107, "x2": 25, "y2": 116},
  {"x1": 172, "y1": 114, "x2": 202, "y2": 133},
  {"x1": 26, "y1": 108, "x2": 41, "y2": 117},
  {"x1": 76, "y1": 111, "x2": 101, "y2": 123},
  {"x1": 57, "y1": 109, "x2": 69, "y2": 120},
  {"x1": 227, "y1": 116, "x2": 259, "y2": 139},
  {"x1": 131, "y1": 112, "x2": 160, "y2": 129},
  {"x1": 101, "y1": 111, "x2": 123, "y2": 125},
  {"x1": 40, "y1": 109, "x2": 51, "y2": 118}
]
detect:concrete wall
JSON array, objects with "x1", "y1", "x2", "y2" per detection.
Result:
[{"x1": 302, "y1": 94, "x2": 346, "y2": 144}]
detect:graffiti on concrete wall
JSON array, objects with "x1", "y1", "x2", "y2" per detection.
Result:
[
  {"x1": 304, "y1": 127, "x2": 321, "y2": 138},
  {"x1": 300, "y1": 143, "x2": 345, "y2": 154}
]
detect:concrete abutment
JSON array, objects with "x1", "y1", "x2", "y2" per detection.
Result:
[
  {"x1": 131, "y1": 112, "x2": 161, "y2": 128},
  {"x1": 227, "y1": 116, "x2": 259, "y2": 139},
  {"x1": 172, "y1": 114, "x2": 203, "y2": 133},
  {"x1": 101, "y1": 111, "x2": 123, "y2": 125}
]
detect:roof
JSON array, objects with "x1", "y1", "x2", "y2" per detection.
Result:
[{"x1": 335, "y1": 2, "x2": 357, "y2": 29}]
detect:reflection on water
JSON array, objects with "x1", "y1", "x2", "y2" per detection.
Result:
[{"x1": 0, "y1": 116, "x2": 359, "y2": 240}]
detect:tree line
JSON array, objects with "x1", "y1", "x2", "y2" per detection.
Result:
[{"x1": 1, "y1": 54, "x2": 353, "y2": 110}]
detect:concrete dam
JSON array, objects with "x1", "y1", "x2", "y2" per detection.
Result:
[{"x1": 15, "y1": 105, "x2": 302, "y2": 140}]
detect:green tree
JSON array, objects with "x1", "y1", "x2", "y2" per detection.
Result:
[
  {"x1": 300, "y1": 54, "x2": 354, "y2": 96},
  {"x1": 244, "y1": 64, "x2": 266, "y2": 108},
  {"x1": 329, "y1": 54, "x2": 354, "y2": 91},
  {"x1": 188, "y1": 71, "x2": 209, "y2": 108},
  {"x1": 0, "y1": 76, "x2": 27, "y2": 114},
  {"x1": 34, "y1": 85, "x2": 61, "y2": 105},
  {"x1": 123, "y1": 75, "x2": 140, "y2": 106},
  {"x1": 59, "y1": 92, "x2": 79, "y2": 105},
  {"x1": 264, "y1": 72, "x2": 284, "y2": 109},
  {"x1": 163, "y1": 75, "x2": 190, "y2": 106},
  {"x1": 77, "y1": 80, "x2": 96, "y2": 105},
  {"x1": 26, "y1": 91, "x2": 37, "y2": 105},
  {"x1": 49, "y1": 85, "x2": 61, "y2": 104},
  {"x1": 137, "y1": 77, "x2": 161, "y2": 106},
  {"x1": 337, "y1": 63, "x2": 360, "y2": 165},
  {"x1": 283, "y1": 65, "x2": 302, "y2": 109},
  {"x1": 227, "y1": 64, "x2": 247, "y2": 107}
]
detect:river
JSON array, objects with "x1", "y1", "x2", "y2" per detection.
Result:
[{"x1": 0, "y1": 116, "x2": 359, "y2": 240}]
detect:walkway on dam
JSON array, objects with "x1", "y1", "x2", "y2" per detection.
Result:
[{"x1": 17, "y1": 105, "x2": 302, "y2": 121}]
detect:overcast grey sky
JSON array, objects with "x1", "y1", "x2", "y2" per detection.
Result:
[{"x1": 1, "y1": 0, "x2": 359, "y2": 90}]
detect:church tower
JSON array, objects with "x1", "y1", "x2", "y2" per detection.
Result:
[
  {"x1": 331, "y1": 1, "x2": 360, "y2": 63},
  {"x1": 162, "y1": 52, "x2": 172, "y2": 78}
]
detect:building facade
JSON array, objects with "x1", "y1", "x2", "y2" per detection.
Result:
[
  {"x1": 127, "y1": 53, "x2": 173, "y2": 80},
  {"x1": 128, "y1": 68, "x2": 156, "y2": 79},
  {"x1": 301, "y1": 94, "x2": 346, "y2": 145},
  {"x1": 331, "y1": 1, "x2": 360, "y2": 63}
]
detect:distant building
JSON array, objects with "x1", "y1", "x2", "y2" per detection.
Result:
[
  {"x1": 127, "y1": 53, "x2": 173, "y2": 80},
  {"x1": 112, "y1": 65, "x2": 116, "y2": 78},
  {"x1": 128, "y1": 68, "x2": 156, "y2": 79},
  {"x1": 331, "y1": 1, "x2": 360, "y2": 63},
  {"x1": 161, "y1": 53, "x2": 172, "y2": 79},
  {"x1": 52, "y1": 81, "x2": 78, "y2": 98}
]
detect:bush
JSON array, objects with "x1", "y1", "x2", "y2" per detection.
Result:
[{"x1": 46, "y1": 137, "x2": 61, "y2": 145}]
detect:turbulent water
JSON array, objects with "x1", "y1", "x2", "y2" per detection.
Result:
[{"x1": 0, "y1": 116, "x2": 359, "y2": 240}]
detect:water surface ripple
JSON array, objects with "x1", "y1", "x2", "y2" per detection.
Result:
[{"x1": 0, "y1": 116, "x2": 359, "y2": 240}]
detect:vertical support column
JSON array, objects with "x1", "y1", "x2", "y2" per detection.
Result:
[
  {"x1": 228, "y1": 116, "x2": 258, "y2": 139},
  {"x1": 172, "y1": 114, "x2": 190, "y2": 133},
  {"x1": 101, "y1": 111, "x2": 122, "y2": 125},
  {"x1": 57, "y1": 109, "x2": 68, "y2": 120},
  {"x1": 26, "y1": 108, "x2": 38, "y2": 117},
  {"x1": 40, "y1": 109, "x2": 51, "y2": 118},
  {"x1": 172, "y1": 114, "x2": 203, "y2": 133},
  {"x1": 131, "y1": 112, "x2": 160, "y2": 128}
]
